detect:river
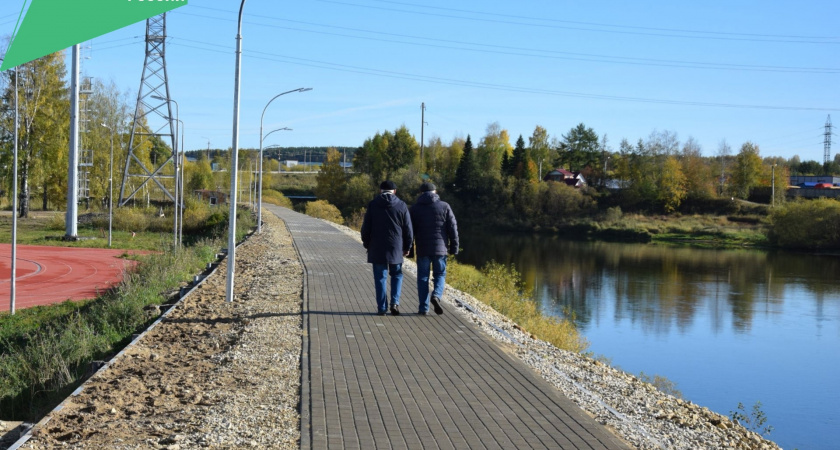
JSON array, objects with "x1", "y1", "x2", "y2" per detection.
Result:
[{"x1": 457, "y1": 231, "x2": 839, "y2": 450}]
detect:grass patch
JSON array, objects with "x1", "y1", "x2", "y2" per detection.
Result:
[
  {"x1": 0, "y1": 205, "x2": 255, "y2": 421},
  {"x1": 446, "y1": 259, "x2": 588, "y2": 353}
]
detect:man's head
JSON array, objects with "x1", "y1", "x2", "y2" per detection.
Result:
[
  {"x1": 380, "y1": 180, "x2": 397, "y2": 193},
  {"x1": 419, "y1": 182, "x2": 436, "y2": 193}
]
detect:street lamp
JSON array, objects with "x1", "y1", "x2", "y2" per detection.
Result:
[
  {"x1": 4, "y1": 64, "x2": 19, "y2": 314},
  {"x1": 101, "y1": 123, "x2": 115, "y2": 247},
  {"x1": 227, "y1": 0, "x2": 247, "y2": 303},
  {"x1": 258, "y1": 88, "x2": 311, "y2": 233},
  {"x1": 151, "y1": 95, "x2": 180, "y2": 249},
  {"x1": 175, "y1": 118, "x2": 185, "y2": 247}
]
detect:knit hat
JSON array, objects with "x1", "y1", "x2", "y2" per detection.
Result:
[
  {"x1": 420, "y1": 182, "x2": 436, "y2": 192},
  {"x1": 380, "y1": 180, "x2": 397, "y2": 191}
]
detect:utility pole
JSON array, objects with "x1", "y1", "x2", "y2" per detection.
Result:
[
  {"x1": 420, "y1": 102, "x2": 425, "y2": 169},
  {"x1": 772, "y1": 164, "x2": 776, "y2": 206}
]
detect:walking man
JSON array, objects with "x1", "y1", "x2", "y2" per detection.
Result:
[
  {"x1": 410, "y1": 182, "x2": 459, "y2": 315},
  {"x1": 361, "y1": 180, "x2": 414, "y2": 316}
]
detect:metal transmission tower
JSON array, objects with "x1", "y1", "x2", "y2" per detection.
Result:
[
  {"x1": 79, "y1": 76, "x2": 93, "y2": 205},
  {"x1": 119, "y1": 13, "x2": 177, "y2": 206},
  {"x1": 825, "y1": 115, "x2": 832, "y2": 166}
]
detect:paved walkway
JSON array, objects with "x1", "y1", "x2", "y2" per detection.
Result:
[{"x1": 267, "y1": 206, "x2": 630, "y2": 450}]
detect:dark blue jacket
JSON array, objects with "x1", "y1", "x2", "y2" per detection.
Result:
[
  {"x1": 360, "y1": 192, "x2": 413, "y2": 264},
  {"x1": 409, "y1": 192, "x2": 459, "y2": 257}
]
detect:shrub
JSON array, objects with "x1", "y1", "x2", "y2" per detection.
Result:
[
  {"x1": 305, "y1": 200, "x2": 343, "y2": 225},
  {"x1": 345, "y1": 207, "x2": 366, "y2": 231},
  {"x1": 261, "y1": 189, "x2": 293, "y2": 208},
  {"x1": 769, "y1": 198, "x2": 840, "y2": 249}
]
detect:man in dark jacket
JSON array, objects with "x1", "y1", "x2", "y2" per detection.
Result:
[
  {"x1": 409, "y1": 182, "x2": 459, "y2": 315},
  {"x1": 361, "y1": 180, "x2": 414, "y2": 316}
]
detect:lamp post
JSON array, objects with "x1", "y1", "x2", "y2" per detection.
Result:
[
  {"x1": 151, "y1": 95, "x2": 179, "y2": 249},
  {"x1": 258, "y1": 88, "x2": 311, "y2": 233},
  {"x1": 227, "y1": 0, "x2": 247, "y2": 303},
  {"x1": 7, "y1": 65, "x2": 19, "y2": 314},
  {"x1": 175, "y1": 118, "x2": 185, "y2": 247},
  {"x1": 101, "y1": 123, "x2": 114, "y2": 247}
]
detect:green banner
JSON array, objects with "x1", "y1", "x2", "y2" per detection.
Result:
[{"x1": 1, "y1": 0, "x2": 188, "y2": 71}]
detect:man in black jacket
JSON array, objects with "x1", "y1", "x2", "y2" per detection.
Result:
[
  {"x1": 361, "y1": 180, "x2": 414, "y2": 316},
  {"x1": 409, "y1": 182, "x2": 459, "y2": 315}
]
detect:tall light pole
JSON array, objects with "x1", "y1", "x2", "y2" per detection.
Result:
[
  {"x1": 8, "y1": 66, "x2": 19, "y2": 314},
  {"x1": 227, "y1": 0, "x2": 247, "y2": 303},
  {"x1": 175, "y1": 118, "x2": 185, "y2": 247},
  {"x1": 101, "y1": 123, "x2": 114, "y2": 247},
  {"x1": 258, "y1": 87, "x2": 311, "y2": 233},
  {"x1": 151, "y1": 95, "x2": 179, "y2": 249}
]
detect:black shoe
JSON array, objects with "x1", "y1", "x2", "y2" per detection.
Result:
[
  {"x1": 390, "y1": 305, "x2": 400, "y2": 315},
  {"x1": 377, "y1": 310, "x2": 386, "y2": 316},
  {"x1": 418, "y1": 311, "x2": 427, "y2": 315},
  {"x1": 431, "y1": 297, "x2": 443, "y2": 315}
]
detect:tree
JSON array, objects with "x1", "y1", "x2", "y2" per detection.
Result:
[
  {"x1": 0, "y1": 51, "x2": 69, "y2": 217},
  {"x1": 680, "y1": 136, "x2": 714, "y2": 199},
  {"x1": 477, "y1": 122, "x2": 512, "y2": 177},
  {"x1": 186, "y1": 157, "x2": 214, "y2": 192},
  {"x1": 558, "y1": 123, "x2": 599, "y2": 171},
  {"x1": 732, "y1": 142, "x2": 763, "y2": 199},
  {"x1": 528, "y1": 125, "x2": 551, "y2": 179},
  {"x1": 354, "y1": 125, "x2": 418, "y2": 181},
  {"x1": 454, "y1": 135, "x2": 478, "y2": 192},
  {"x1": 658, "y1": 156, "x2": 687, "y2": 213},
  {"x1": 315, "y1": 148, "x2": 347, "y2": 207},
  {"x1": 716, "y1": 140, "x2": 732, "y2": 196},
  {"x1": 509, "y1": 135, "x2": 527, "y2": 179}
]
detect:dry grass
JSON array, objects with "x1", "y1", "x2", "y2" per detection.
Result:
[{"x1": 447, "y1": 260, "x2": 588, "y2": 353}]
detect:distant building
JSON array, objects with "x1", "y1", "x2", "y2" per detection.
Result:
[
  {"x1": 543, "y1": 168, "x2": 587, "y2": 187},
  {"x1": 284, "y1": 160, "x2": 299, "y2": 167},
  {"x1": 193, "y1": 189, "x2": 228, "y2": 206},
  {"x1": 790, "y1": 175, "x2": 840, "y2": 186}
]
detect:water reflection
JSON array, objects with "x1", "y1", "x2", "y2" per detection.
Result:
[
  {"x1": 458, "y1": 231, "x2": 840, "y2": 449},
  {"x1": 458, "y1": 233, "x2": 840, "y2": 335}
]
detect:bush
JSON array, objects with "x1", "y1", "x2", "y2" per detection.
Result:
[
  {"x1": 305, "y1": 200, "x2": 343, "y2": 225},
  {"x1": 769, "y1": 198, "x2": 840, "y2": 249},
  {"x1": 261, "y1": 189, "x2": 293, "y2": 208},
  {"x1": 345, "y1": 207, "x2": 366, "y2": 231}
]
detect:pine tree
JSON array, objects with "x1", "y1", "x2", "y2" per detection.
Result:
[
  {"x1": 454, "y1": 135, "x2": 476, "y2": 192},
  {"x1": 511, "y1": 135, "x2": 527, "y2": 179}
]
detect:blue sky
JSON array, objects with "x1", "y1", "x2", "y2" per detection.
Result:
[{"x1": 2, "y1": 0, "x2": 839, "y2": 161}]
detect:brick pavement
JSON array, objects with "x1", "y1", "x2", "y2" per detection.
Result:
[{"x1": 266, "y1": 205, "x2": 630, "y2": 450}]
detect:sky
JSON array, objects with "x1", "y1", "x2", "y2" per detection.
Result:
[{"x1": 1, "y1": 0, "x2": 839, "y2": 161}]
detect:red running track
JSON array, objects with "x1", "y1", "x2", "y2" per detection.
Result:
[{"x1": 0, "y1": 244, "x2": 140, "y2": 310}]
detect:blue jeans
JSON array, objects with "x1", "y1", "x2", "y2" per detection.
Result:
[
  {"x1": 372, "y1": 263, "x2": 403, "y2": 312},
  {"x1": 416, "y1": 255, "x2": 447, "y2": 313}
]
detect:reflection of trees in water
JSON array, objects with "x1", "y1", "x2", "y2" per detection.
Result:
[{"x1": 459, "y1": 231, "x2": 838, "y2": 335}]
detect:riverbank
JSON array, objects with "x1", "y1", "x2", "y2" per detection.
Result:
[
  {"x1": 462, "y1": 210, "x2": 770, "y2": 250},
  {"x1": 325, "y1": 220, "x2": 781, "y2": 450}
]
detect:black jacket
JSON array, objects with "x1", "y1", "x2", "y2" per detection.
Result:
[
  {"x1": 409, "y1": 192, "x2": 459, "y2": 257},
  {"x1": 360, "y1": 192, "x2": 413, "y2": 264}
]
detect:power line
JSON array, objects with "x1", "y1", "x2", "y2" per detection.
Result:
[
  {"x1": 370, "y1": 0, "x2": 840, "y2": 42},
  {"x1": 179, "y1": 8, "x2": 840, "y2": 74},
  {"x1": 311, "y1": 0, "x2": 840, "y2": 45},
  {"x1": 169, "y1": 37, "x2": 840, "y2": 112}
]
